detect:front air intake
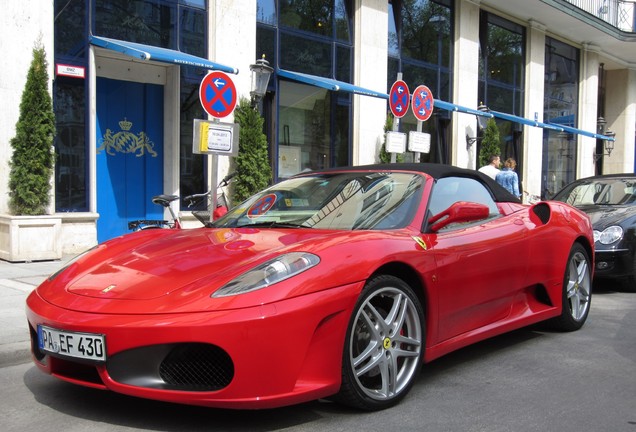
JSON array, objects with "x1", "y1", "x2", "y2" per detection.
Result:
[{"x1": 159, "y1": 343, "x2": 234, "y2": 391}]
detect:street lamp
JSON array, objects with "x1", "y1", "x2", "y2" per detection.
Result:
[
  {"x1": 250, "y1": 55, "x2": 273, "y2": 107},
  {"x1": 466, "y1": 103, "x2": 490, "y2": 146},
  {"x1": 593, "y1": 129, "x2": 615, "y2": 162},
  {"x1": 597, "y1": 116, "x2": 607, "y2": 133}
]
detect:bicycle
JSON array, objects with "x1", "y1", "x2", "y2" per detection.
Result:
[
  {"x1": 188, "y1": 172, "x2": 236, "y2": 225},
  {"x1": 128, "y1": 172, "x2": 235, "y2": 231},
  {"x1": 127, "y1": 194, "x2": 181, "y2": 230}
]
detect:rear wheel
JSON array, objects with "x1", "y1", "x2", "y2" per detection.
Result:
[
  {"x1": 549, "y1": 243, "x2": 592, "y2": 331},
  {"x1": 336, "y1": 275, "x2": 425, "y2": 410}
]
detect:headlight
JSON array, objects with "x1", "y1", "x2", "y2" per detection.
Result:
[
  {"x1": 593, "y1": 226, "x2": 623, "y2": 245},
  {"x1": 212, "y1": 252, "x2": 320, "y2": 297}
]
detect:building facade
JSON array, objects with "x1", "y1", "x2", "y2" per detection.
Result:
[{"x1": 1, "y1": 0, "x2": 635, "y2": 253}]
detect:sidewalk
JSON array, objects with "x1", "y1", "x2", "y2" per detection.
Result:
[{"x1": 0, "y1": 256, "x2": 72, "y2": 367}]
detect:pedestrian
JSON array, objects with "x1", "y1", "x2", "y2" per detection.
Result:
[
  {"x1": 496, "y1": 158, "x2": 521, "y2": 198},
  {"x1": 478, "y1": 154, "x2": 501, "y2": 180}
]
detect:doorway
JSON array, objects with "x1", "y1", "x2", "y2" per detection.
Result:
[{"x1": 95, "y1": 77, "x2": 164, "y2": 243}]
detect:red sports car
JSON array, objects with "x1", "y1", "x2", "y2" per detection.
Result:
[{"x1": 26, "y1": 163, "x2": 594, "y2": 411}]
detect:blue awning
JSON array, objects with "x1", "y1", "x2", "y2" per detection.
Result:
[
  {"x1": 435, "y1": 99, "x2": 614, "y2": 140},
  {"x1": 89, "y1": 35, "x2": 238, "y2": 74},
  {"x1": 275, "y1": 68, "x2": 614, "y2": 141},
  {"x1": 277, "y1": 69, "x2": 388, "y2": 99}
]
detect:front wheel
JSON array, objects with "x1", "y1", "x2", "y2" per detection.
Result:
[
  {"x1": 549, "y1": 243, "x2": 592, "y2": 331},
  {"x1": 336, "y1": 275, "x2": 425, "y2": 410}
]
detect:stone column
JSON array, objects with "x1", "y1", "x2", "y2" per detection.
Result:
[
  {"x1": 452, "y1": 0, "x2": 481, "y2": 169},
  {"x1": 523, "y1": 20, "x2": 546, "y2": 202},
  {"x1": 604, "y1": 68, "x2": 636, "y2": 173},
  {"x1": 578, "y1": 44, "x2": 600, "y2": 179},
  {"x1": 354, "y1": 0, "x2": 390, "y2": 165}
]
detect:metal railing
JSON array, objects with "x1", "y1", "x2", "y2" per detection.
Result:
[{"x1": 566, "y1": 0, "x2": 635, "y2": 31}]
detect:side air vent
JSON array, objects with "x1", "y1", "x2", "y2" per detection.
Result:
[{"x1": 531, "y1": 202, "x2": 551, "y2": 225}]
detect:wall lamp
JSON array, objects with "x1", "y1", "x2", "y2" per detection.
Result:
[
  {"x1": 250, "y1": 54, "x2": 273, "y2": 108},
  {"x1": 466, "y1": 103, "x2": 490, "y2": 146},
  {"x1": 593, "y1": 130, "x2": 616, "y2": 162}
]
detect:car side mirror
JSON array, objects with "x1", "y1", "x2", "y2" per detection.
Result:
[{"x1": 428, "y1": 201, "x2": 490, "y2": 232}]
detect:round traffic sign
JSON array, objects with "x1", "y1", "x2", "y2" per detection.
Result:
[
  {"x1": 389, "y1": 80, "x2": 410, "y2": 118},
  {"x1": 199, "y1": 71, "x2": 237, "y2": 118},
  {"x1": 412, "y1": 85, "x2": 435, "y2": 122}
]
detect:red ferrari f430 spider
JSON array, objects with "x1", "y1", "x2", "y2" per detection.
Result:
[{"x1": 26, "y1": 163, "x2": 594, "y2": 410}]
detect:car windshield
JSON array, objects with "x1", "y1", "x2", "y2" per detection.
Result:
[
  {"x1": 212, "y1": 172, "x2": 425, "y2": 230},
  {"x1": 554, "y1": 178, "x2": 636, "y2": 206}
]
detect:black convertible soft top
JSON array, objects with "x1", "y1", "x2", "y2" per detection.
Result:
[{"x1": 312, "y1": 162, "x2": 521, "y2": 204}]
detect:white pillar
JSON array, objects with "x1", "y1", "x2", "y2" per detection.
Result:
[
  {"x1": 209, "y1": 0, "x2": 257, "y2": 176},
  {"x1": 452, "y1": 0, "x2": 481, "y2": 169},
  {"x1": 578, "y1": 44, "x2": 600, "y2": 179},
  {"x1": 523, "y1": 20, "x2": 546, "y2": 202},
  {"x1": 605, "y1": 68, "x2": 636, "y2": 173},
  {"x1": 354, "y1": 0, "x2": 389, "y2": 166}
]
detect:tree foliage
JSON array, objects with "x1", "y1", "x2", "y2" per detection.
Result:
[
  {"x1": 231, "y1": 98, "x2": 272, "y2": 204},
  {"x1": 478, "y1": 118, "x2": 501, "y2": 168},
  {"x1": 8, "y1": 41, "x2": 55, "y2": 215}
]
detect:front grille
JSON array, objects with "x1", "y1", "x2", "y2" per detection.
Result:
[{"x1": 159, "y1": 343, "x2": 234, "y2": 391}]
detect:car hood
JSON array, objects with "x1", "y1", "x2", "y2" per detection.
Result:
[
  {"x1": 577, "y1": 205, "x2": 636, "y2": 229},
  {"x1": 35, "y1": 227, "x2": 389, "y2": 314}
]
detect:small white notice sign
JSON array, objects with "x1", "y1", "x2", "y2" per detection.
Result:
[
  {"x1": 408, "y1": 131, "x2": 431, "y2": 153},
  {"x1": 386, "y1": 131, "x2": 407, "y2": 154}
]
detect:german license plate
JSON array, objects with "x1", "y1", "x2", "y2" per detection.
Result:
[{"x1": 37, "y1": 325, "x2": 106, "y2": 362}]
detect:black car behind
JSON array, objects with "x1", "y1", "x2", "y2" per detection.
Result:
[{"x1": 553, "y1": 173, "x2": 636, "y2": 291}]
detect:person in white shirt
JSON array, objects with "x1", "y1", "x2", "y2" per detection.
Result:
[{"x1": 478, "y1": 154, "x2": 501, "y2": 180}]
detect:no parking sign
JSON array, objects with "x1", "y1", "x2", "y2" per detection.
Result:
[
  {"x1": 199, "y1": 71, "x2": 237, "y2": 118},
  {"x1": 389, "y1": 80, "x2": 410, "y2": 118},
  {"x1": 411, "y1": 85, "x2": 434, "y2": 121}
]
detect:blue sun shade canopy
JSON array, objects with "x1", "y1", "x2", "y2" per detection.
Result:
[
  {"x1": 278, "y1": 69, "x2": 388, "y2": 99},
  {"x1": 90, "y1": 35, "x2": 238, "y2": 74}
]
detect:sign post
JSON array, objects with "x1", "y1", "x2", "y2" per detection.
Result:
[
  {"x1": 197, "y1": 71, "x2": 239, "y2": 222},
  {"x1": 388, "y1": 75, "x2": 409, "y2": 162},
  {"x1": 410, "y1": 84, "x2": 435, "y2": 160}
]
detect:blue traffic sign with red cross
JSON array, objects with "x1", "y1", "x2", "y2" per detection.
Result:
[
  {"x1": 389, "y1": 80, "x2": 410, "y2": 118},
  {"x1": 412, "y1": 85, "x2": 434, "y2": 121},
  {"x1": 199, "y1": 71, "x2": 237, "y2": 118}
]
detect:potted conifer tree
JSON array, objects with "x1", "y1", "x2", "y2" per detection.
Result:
[
  {"x1": 0, "y1": 40, "x2": 61, "y2": 262},
  {"x1": 230, "y1": 97, "x2": 272, "y2": 203}
]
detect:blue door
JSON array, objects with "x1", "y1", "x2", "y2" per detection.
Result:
[{"x1": 96, "y1": 78, "x2": 164, "y2": 243}]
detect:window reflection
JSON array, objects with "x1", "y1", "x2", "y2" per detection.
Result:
[
  {"x1": 54, "y1": 77, "x2": 87, "y2": 211},
  {"x1": 280, "y1": 0, "x2": 333, "y2": 36},
  {"x1": 94, "y1": 0, "x2": 176, "y2": 48},
  {"x1": 542, "y1": 37, "x2": 579, "y2": 199},
  {"x1": 257, "y1": 0, "x2": 276, "y2": 25},
  {"x1": 257, "y1": 1, "x2": 353, "y2": 180},
  {"x1": 477, "y1": 12, "x2": 525, "y2": 180},
  {"x1": 180, "y1": 67, "x2": 207, "y2": 208},
  {"x1": 278, "y1": 81, "x2": 349, "y2": 178},
  {"x1": 386, "y1": 0, "x2": 453, "y2": 164}
]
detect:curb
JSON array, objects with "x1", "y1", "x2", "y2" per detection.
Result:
[{"x1": 0, "y1": 341, "x2": 31, "y2": 367}]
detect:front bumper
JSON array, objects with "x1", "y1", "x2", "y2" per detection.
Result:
[
  {"x1": 26, "y1": 282, "x2": 362, "y2": 409},
  {"x1": 594, "y1": 248, "x2": 633, "y2": 280}
]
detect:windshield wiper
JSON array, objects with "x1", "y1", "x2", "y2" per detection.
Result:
[{"x1": 235, "y1": 221, "x2": 310, "y2": 229}]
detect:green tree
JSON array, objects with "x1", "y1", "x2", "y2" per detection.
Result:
[
  {"x1": 8, "y1": 40, "x2": 56, "y2": 215},
  {"x1": 478, "y1": 118, "x2": 501, "y2": 168},
  {"x1": 231, "y1": 98, "x2": 272, "y2": 203}
]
